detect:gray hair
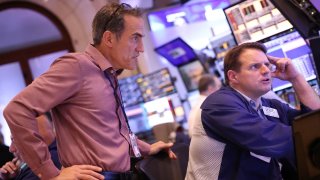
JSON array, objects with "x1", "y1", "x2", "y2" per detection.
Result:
[{"x1": 92, "y1": 3, "x2": 143, "y2": 45}]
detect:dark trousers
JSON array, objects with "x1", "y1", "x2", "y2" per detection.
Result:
[{"x1": 100, "y1": 171, "x2": 133, "y2": 180}]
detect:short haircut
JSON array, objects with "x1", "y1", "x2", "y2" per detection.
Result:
[
  {"x1": 198, "y1": 74, "x2": 218, "y2": 93},
  {"x1": 92, "y1": 3, "x2": 143, "y2": 45},
  {"x1": 223, "y1": 42, "x2": 267, "y2": 85}
]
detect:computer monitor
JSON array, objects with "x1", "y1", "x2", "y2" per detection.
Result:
[
  {"x1": 178, "y1": 60, "x2": 206, "y2": 92},
  {"x1": 143, "y1": 96, "x2": 175, "y2": 127},
  {"x1": 223, "y1": 0, "x2": 293, "y2": 44},
  {"x1": 137, "y1": 68, "x2": 177, "y2": 102},
  {"x1": 155, "y1": 37, "x2": 198, "y2": 67},
  {"x1": 293, "y1": 109, "x2": 320, "y2": 179},
  {"x1": 258, "y1": 28, "x2": 316, "y2": 92}
]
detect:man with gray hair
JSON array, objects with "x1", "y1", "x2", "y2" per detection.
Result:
[{"x1": 4, "y1": 3, "x2": 175, "y2": 180}]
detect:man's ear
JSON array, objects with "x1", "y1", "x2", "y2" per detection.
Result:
[
  {"x1": 227, "y1": 70, "x2": 238, "y2": 83},
  {"x1": 102, "y1": 31, "x2": 113, "y2": 47}
]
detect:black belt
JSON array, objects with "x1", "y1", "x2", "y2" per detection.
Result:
[{"x1": 100, "y1": 171, "x2": 133, "y2": 180}]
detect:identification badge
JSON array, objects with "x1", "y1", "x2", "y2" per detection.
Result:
[
  {"x1": 129, "y1": 133, "x2": 141, "y2": 158},
  {"x1": 262, "y1": 106, "x2": 279, "y2": 118}
]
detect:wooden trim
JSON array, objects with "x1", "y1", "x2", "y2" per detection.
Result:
[
  {"x1": 0, "y1": 1, "x2": 74, "y2": 85},
  {"x1": 0, "y1": 40, "x2": 69, "y2": 65},
  {"x1": 0, "y1": 1, "x2": 74, "y2": 52}
]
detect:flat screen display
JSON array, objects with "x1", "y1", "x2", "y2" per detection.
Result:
[
  {"x1": 223, "y1": 0, "x2": 292, "y2": 44},
  {"x1": 259, "y1": 29, "x2": 316, "y2": 92},
  {"x1": 137, "y1": 68, "x2": 177, "y2": 102},
  {"x1": 155, "y1": 37, "x2": 198, "y2": 67},
  {"x1": 143, "y1": 97, "x2": 175, "y2": 127},
  {"x1": 178, "y1": 60, "x2": 206, "y2": 92}
]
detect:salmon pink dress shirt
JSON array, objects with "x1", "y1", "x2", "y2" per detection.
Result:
[{"x1": 4, "y1": 44, "x2": 151, "y2": 179}]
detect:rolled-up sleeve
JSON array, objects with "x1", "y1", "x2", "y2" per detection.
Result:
[{"x1": 137, "y1": 139, "x2": 151, "y2": 156}]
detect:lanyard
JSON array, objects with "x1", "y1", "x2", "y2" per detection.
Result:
[{"x1": 104, "y1": 69, "x2": 132, "y2": 133}]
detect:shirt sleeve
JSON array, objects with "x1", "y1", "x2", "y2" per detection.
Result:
[
  {"x1": 137, "y1": 139, "x2": 151, "y2": 156},
  {"x1": 201, "y1": 91, "x2": 295, "y2": 160},
  {"x1": 3, "y1": 55, "x2": 82, "y2": 179},
  {"x1": 187, "y1": 108, "x2": 197, "y2": 136}
]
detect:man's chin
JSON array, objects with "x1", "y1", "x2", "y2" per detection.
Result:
[
  {"x1": 262, "y1": 88, "x2": 272, "y2": 95},
  {"x1": 126, "y1": 67, "x2": 135, "y2": 71},
  {"x1": 127, "y1": 65, "x2": 137, "y2": 70}
]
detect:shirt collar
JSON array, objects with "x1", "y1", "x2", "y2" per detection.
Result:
[
  {"x1": 85, "y1": 44, "x2": 112, "y2": 71},
  {"x1": 232, "y1": 87, "x2": 262, "y2": 110}
]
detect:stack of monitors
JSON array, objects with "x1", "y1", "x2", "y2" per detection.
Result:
[
  {"x1": 137, "y1": 68, "x2": 177, "y2": 102},
  {"x1": 223, "y1": 0, "x2": 292, "y2": 44},
  {"x1": 258, "y1": 28, "x2": 316, "y2": 92}
]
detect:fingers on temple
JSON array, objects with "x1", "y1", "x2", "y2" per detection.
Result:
[{"x1": 267, "y1": 55, "x2": 279, "y2": 63}]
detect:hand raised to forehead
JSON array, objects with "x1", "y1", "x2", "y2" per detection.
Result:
[
  {"x1": 267, "y1": 55, "x2": 299, "y2": 81},
  {"x1": 267, "y1": 55, "x2": 289, "y2": 73},
  {"x1": 267, "y1": 55, "x2": 279, "y2": 64}
]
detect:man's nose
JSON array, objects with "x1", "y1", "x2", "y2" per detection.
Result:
[
  {"x1": 261, "y1": 64, "x2": 271, "y2": 74},
  {"x1": 137, "y1": 41, "x2": 144, "y2": 53}
]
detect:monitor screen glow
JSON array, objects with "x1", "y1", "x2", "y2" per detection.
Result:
[
  {"x1": 137, "y1": 68, "x2": 176, "y2": 102},
  {"x1": 155, "y1": 37, "x2": 198, "y2": 67},
  {"x1": 143, "y1": 97, "x2": 175, "y2": 127},
  {"x1": 259, "y1": 29, "x2": 316, "y2": 91},
  {"x1": 223, "y1": 0, "x2": 292, "y2": 44}
]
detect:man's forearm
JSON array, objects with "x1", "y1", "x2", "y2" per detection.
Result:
[{"x1": 291, "y1": 74, "x2": 320, "y2": 110}]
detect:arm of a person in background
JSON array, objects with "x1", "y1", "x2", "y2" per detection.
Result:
[
  {"x1": 268, "y1": 55, "x2": 320, "y2": 110},
  {"x1": 0, "y1": 157, "x2": 21, "y2": 180}
]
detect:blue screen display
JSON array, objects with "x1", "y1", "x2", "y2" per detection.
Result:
[
  {"x1": 155, "y1": 37, "x2": 198, "y2": 67},
  {"x1": 259, "y1": 29, "x2": 316, "y2": 91}
]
